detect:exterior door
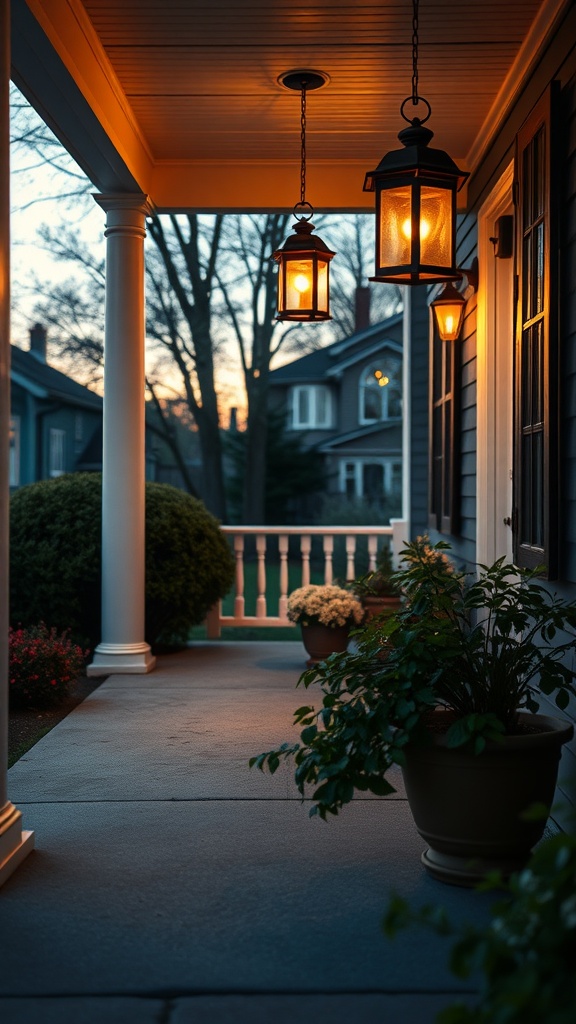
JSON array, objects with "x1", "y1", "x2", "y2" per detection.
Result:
[{"x1": 477, "y1": 165, "x2": 514, "y2": 564}]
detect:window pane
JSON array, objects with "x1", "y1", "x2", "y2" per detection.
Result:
[
  {"x1": 533, "y1": 321, "x2": 544, "y2": 426},
  {"x1": 534, "y1": 221, "x2": 544, "y2": 315},
  {"x1": 9, "y1": 416, "x2": 20, "y2": 487},
  {"x1": 316, "y1": 387, "x2": 327, "y2": 426},
  {"x1": 521, "y1": 328, "x2": 532, "y2": 427},
  {"x1": 364, "y1": 387, "x2": 381, "y2": 421},
  {"x1": 363, "y1": 463, "x2": 384, "y2": 500},
  {"x1": 532, "y1": 430, "x2": 544, "y2": 547},
  {"x1": 298, "y1": 389, "x2": 309, "y2": 425},
  {"x1": 521, "y1": 434, "x2": 532, "y2": 544}
]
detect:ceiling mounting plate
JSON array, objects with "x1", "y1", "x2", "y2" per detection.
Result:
[{"x1": 277, "y1": 69, "x2": 330, "y2": 92}]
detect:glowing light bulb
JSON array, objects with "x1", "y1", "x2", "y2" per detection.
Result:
[
  {"x1": 444, "y1": 316, "x2": 455, "y2": 335},
  {"x1": 294, "y1": 273, "x2": 310, "y2": 293},
  {"x1": 374, "y1": 370, "x2": 383, "y2": 379},
  {"x1": 378, "y1": 375, "x2": 390, "y2": 387},
  {"x1": 401, "y1": 218, "x2": 431, "y2": 241}
]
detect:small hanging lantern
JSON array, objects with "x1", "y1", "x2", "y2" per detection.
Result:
[
  {"x1": 273, "y1": 70, "x2": 335, "y2": 321},
  {"x1": 430, "y1": 281, "x2": 466, "y2": 341},
  {"x1": 363, "y1": 0, "x2": 468, "y2": 285}
]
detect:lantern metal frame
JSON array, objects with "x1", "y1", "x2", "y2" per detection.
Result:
[
  {"x1": 363, "y1": 0, "x2": 469, "y2": 285},
  {"x1": 272, "y1": 70, "x2": 335, "y2": 322}
]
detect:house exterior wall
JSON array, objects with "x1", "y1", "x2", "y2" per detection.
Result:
[{"x1": 433, "y1": 8, "x2": 576, "y2": 815}]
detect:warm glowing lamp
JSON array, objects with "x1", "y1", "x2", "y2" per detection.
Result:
[
  {"x1": 430, "y1": 281, "x2": 466, "y2": 341},
  {"x1": 273, "y1": 70, "x2": 335, "y2": 321},
  {"x1": 363, "y1": 0, "x2": 468, "y2": 285}
]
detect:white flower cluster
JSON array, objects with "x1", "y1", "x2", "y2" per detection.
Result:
[{"x1": 287, "y1": 584, "x2": 363, "y2": 628}]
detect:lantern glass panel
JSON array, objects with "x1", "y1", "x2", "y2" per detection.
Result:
[
  {"x1": 420, "y1": 186, "x2": 452, "y2": 269},
  {"x1": 285, "y1": 258, "x2": 314, "y2": 311},
  {"x1": 317, "y1": 260, "x2": 329, "y2": 313},
  {"x1": 379, "y1": 186, "x2": 412, "y2": 268}
]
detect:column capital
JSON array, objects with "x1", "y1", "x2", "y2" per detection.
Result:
[{"x1": 93, "y1": 193, "x2": 154, "y2": 219}]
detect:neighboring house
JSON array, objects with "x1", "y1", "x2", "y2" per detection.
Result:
[
  {"x1": 269, "y1": 314, "x2": 404, "y2": 515},
  {"x1": 10, "y1": 325, "x2": 198, "y2": 492},
  {"x1": 9, "y1": 325, "x2": 103, "y2": 489}
]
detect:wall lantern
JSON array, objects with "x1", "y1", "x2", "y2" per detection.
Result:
[
  {"x1": 363, "y1": 0, "x2": 469, "y2": 285},
  {"x1": 273, "y1": 70, "x2": 335, "y2": 321},
  {"x1": 431, "y1": 259, "x2": 478, "y2": 341}
]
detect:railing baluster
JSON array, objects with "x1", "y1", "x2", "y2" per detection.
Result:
[
  {"x1": 278, "y1": 534, "x2": 289, "y2": 619},
  {"x1": 346, "y1": 535, "x2": 356, "y2": 581},
  {"x1": 210, "y1": 523, "x2": 403, "y2": 631},
  {"x1": 368, "y1": 534, "x2": 378, "y2": 572},
  {"x1": 301, "y1": 535, "x2": 311, "y2": 586},
  {"x1": 256, "y1": 534, "x2": 267, "y2": 618},
  {"x1": 234, "y1": 534, "x2": 245, "y2": 619},
  {"x1": 323, "y1": 534, "x2": 334, "y2": 584}
]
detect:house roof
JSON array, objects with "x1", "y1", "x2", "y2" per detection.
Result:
[
  {"x1": 269, "y1": 314, "x2": 403, "y2": 385},
  {"x1": 10, "y1": 345, "x2": 103, "y2": 411},
  {"x1": 318, "y1": 422, "x2": 402, "y2": 453}
]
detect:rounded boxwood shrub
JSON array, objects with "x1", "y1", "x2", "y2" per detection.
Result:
[{"x1": 10, "y1": 474, "x2": 235, "y2": 649}]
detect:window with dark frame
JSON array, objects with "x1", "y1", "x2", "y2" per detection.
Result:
[
  {"x1": 429, "y1": 325, "x2": 460, "y2": 534},
  {"x1": 513, "y1": 84, "x2": 558, "y2": 575}
]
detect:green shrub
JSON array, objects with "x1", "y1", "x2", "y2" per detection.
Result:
[
  {"x1": 10, "y1": 474, "x2": 235, "y2": 649},
  {"x1": 9, "y1": 623, "x2": 87, "y2": 708}
]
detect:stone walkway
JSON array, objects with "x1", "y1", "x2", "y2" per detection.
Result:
[{"x1": 1, "y1": 642, "x2": 493, "y2": 1023}]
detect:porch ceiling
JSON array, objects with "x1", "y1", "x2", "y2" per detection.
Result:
[{"x1": 11, "y1": 0, "x2": 565, "y2": 212}]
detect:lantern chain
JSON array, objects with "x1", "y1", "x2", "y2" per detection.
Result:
[
  {"x1": 411, "y1": 0, "x2": 419, "y2": 106},
  {"x1": 300, "y1": 84, "x2": 307, "y2": 205}
]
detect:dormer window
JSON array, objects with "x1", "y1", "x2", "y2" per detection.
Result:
[
  {"x1": 360, "y1": 358, "x2": 402, "y2": 423},
  {"x1": 290, "y1": 385, "x2": 333, "y2": 429}
]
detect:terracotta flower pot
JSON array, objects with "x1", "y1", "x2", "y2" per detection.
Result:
[
  {"x1": 402, "y1": 709, "x2": 574, "y2": 886},
  {"x1": 300, "y1": 623, "x2": 350, "y2": 667},
  {"x1": 361, "y1": 594, "x2": 402, "y2": 622}
]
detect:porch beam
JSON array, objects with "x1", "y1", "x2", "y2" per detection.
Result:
[{"x1": 88, "y1": 194, "x2": 155, "y2": 676}]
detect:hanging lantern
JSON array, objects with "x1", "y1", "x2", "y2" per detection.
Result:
[
  {"x1": 363, "y1": 0, "x2": 468, "y2": 285},
  {"x1": 273, "y1": 71, "x2": 335, "y2": 321},
  {"x1": 430, "y1": 281, "x2": 466, "y2": 341}
]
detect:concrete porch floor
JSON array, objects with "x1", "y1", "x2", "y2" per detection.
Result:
[{"x1": 1, "y1": 642, "x2": 495, "y2": 1023}]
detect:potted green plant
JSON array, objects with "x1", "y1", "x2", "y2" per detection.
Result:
[
  {"x1": 252, "y1": 539, "x2": 576, "y2": 884},
  {"x1": 352, "y1": 544, "x2": 403, "y2": 621},
  {"x1": 286, "y1": 583, "x2": 364, "y2": 666}
]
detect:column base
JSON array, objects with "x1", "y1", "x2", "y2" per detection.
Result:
[
  {"x1": 0, "y1": 804, "x2": 35, "y2": 888},
  {"x1": 87, "y1": 642, "x2": 156, "y2": 676}
]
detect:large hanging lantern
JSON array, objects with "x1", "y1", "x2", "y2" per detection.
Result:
[
  {"x1": 363, "y1": 0, "x2": 468, "y2": 285},
  {"x1": 273, "y1": 71, "x2": 335, "y2": 321}
]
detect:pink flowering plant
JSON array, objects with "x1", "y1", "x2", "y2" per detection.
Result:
[
  {"x1": 9, "y1": 623, "x2": 88, "y2": 708},
  {"x1": 287, "y1": 584, "x2": 363, "y2": 630}
]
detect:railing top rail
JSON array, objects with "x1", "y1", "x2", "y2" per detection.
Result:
[{"x1": 220, "y1": 525, "x2": 394, "y2": 536}]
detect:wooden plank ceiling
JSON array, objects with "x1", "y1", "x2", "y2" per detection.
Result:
[
  {"x1": 82, "y1": 0, "x2": 543, "y2": 162},
  {"x1": 19, "y1": 0, "x2": 554, "y2": 210}
]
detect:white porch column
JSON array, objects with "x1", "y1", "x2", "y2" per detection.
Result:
[
  {"x1": 0, "y1": 0, "x2": 34, "y2": 885},
  {"x1": 88, "y1": 194, "x2": 156, "y2": 675}
]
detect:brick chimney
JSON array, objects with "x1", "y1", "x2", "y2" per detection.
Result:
[
  {"x1": 29, "y1": 323, "x2": 47, "y2": 362},
  {"x1": 354, "y1": 286, "x2": 371, "y2": 333}
]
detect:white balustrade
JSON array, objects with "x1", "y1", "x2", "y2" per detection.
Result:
[{"x1": 205, "y1": 521, "x2": 408, "y2": 638}]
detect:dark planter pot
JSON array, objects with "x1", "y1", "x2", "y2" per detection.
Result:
[
  {"x1": 402, "y1": 709, "x2": 574, "y2": 887},
  {"x1": 361, "y1": 594, "x2": 402, "y2": 622},
  {"x1": 300, "y1": 623, "x2": 350, "y2": 667}
]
